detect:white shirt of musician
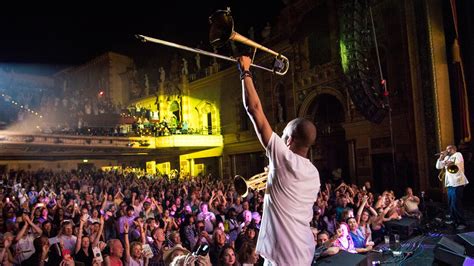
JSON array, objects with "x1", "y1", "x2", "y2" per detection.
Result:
[
  {"x1": 256, "y1": 132, "x2": 320, "y2": 265},
  {"x1": 436, "y1": 152, "x2": 469, "y2": 187}
]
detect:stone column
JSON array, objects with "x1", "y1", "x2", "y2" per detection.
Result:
[{"x1": 425, "y1": 0, "x2": 454, "y2": 149}]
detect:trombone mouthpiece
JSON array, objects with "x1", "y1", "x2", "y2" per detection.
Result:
[{"x1": 273, "y1": 58, "x2": 285, "y2": 72}]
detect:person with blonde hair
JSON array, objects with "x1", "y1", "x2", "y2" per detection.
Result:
[{"x1": 124, "y1": 221, "x2": 148, "y2": 266}]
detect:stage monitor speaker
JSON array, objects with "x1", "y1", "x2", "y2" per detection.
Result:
[
  {"x1": 316, "y1": 250, "x2": 367, "y2": 266},
  {"x1": 434, "y1": 236, "x2": 467, "y2": 266},
  {"x1": 457, "y1": 231, "x2": 474, "y2": 256},
  {"x1": 384, "y1": 217, "x2": 419, "y2": 239}
]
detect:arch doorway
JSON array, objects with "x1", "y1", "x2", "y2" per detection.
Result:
[{"x1": 306, "y1": 93, "x2": 348, "y2": 185}]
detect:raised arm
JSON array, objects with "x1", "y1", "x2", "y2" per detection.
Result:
[
  {"x1": 151, "y1": 197, "x2": 163, "y2": 215},
  {"x1": 24, "y1": 215, "x2": 43, "y2": 236},
  {"x1": 220, "y1": 194, "x2": 228, "y2": 207},
  {"x1": 140, "y1": 225, "x2": 149, "y2": 266},
  {"x1": 124, "y1": 223, "x2": 131, "y2": 264},
  {"x1": 132, "y1": 192, "x2": 137, "y2": 207},
  {"x1": 100, "y1": 193, "x2": 108, "y2": 211},
  {"x1": 334, "y1": 182, "x2": 346, "y2": 192},
  {"x1": 0, "y1": 238, "x2": 14, "y2": 265},
  {"x1": 368, "y1": 206, "x2": 378, "y2": 217},
  {"x1": 15, "y1": 218, "x2": 29, "y2": 242},
  {"x1": 93, "y1": 216, "x2": 105, "y2": 247},
  {"x1": 209, "y1": 191, "x2": 216, "y2": 211},
  {"x1": 345, "y1": 186, "x2": 355, "y2": 197},
  {"x1": 238, "y1": 56, "x2": 272, "y2": 147},
  {"x1": 75, "y1": 215, "x2": 86, "y2": 254},
  {"x1": 356, "y1": 196, "x2": 368, "y2": 224}
]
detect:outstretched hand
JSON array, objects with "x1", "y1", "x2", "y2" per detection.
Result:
[
  {"x1": 237, "y1": 56, "x2": 252, "y2": 73},
  {"x1": 124, "y1": 222, "x2": 129, "y2": 234}
]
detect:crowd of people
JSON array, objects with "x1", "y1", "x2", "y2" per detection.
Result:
[
  {"x1": 1, "y1": 85, "x2": 206, "y2": 138},
  {"x1": 0, "y1": 168, "x2": 422, "y2": 265},
  {"x1": 1, "y1": 83, "x2": 122, "y2": 136}
]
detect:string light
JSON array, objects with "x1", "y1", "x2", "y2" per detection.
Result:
[{"x1": 1, "y1": 92, "x2": 44, "y2": 119}]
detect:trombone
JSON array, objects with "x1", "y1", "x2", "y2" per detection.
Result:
[
  {"x1": 447, "y1": 157, "x2": 459, "y2": 174},
  {"x1": 234, "y1": 171, "x2": 268, "y2": 197},
  {"x1": 136, "y1": 8, "x2": 289, "y2": 76}
]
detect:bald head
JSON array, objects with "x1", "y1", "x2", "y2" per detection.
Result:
[{"x1": 282, "y1": 118, "x2": 317, "y2": 149}]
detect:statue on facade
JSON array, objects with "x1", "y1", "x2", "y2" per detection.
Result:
[
  {"x1": 144, "y1": 74, "x2": 150, "y2": 96},
  {"x1": 261, "y1": 22, "x2": 271, "y2": 41},
  {"x1": 195, "y1": 53, "x2": 201, "y2": 72},
  {"x1": 181, "y1": 58, "x2": 189, "y2": 76},
  {"x1": 170, "y1": 54, "x2": 180, "y2": 79},
  {"x1": 275, "y1": 82, "x2": 286, "y2": 123},
  {"x1": 159, "y1": 67, "x2": 166, "y2": 83},
  {"x1": 248, "y1": 26, "x2": 255, "y2": 40}
]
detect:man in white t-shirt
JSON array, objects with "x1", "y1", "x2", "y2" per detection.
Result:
[
  {"x1": 196, "y1": 203, "x2": 216, "y2": 233},
  {"x1": 238, "y1": 56, "x2": 320, "y2": 265}
]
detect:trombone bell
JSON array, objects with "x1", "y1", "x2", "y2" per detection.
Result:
[
  {"x1": 234, "y1": 171, "x2": 268, "y2": 197},
  {"x1": 209, "y1": 9, "x2": 234, "y2": 48},
  {"x1": 447, "y1": 157, "x2": 459, "y2": 174},
  {"x1": 209, "y1": 8, "x2": 289, "y2": 75}
]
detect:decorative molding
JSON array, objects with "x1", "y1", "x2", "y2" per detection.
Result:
[{"x1": 298, "y1": 86, "x2": 347, "y2": 121}]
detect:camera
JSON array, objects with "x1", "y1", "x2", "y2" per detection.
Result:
[
  {"x1": 93, "y1": 246, "x2": 103, "y2": 263},
  {"x1": 193, "y1": 244, "x2": 209, "y2": 256}
]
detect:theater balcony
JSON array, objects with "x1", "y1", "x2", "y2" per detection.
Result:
[{"x1": 0, "y1": 131, "x2": 223, "y2": 160}]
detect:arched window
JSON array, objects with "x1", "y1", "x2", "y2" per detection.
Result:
[{"x1": 170, "y1": 100, "x2": 181, "y2": 124}]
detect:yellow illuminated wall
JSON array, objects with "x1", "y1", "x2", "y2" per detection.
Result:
[
  {"x1": 101, "y1": 166, "x2": 122, "y2": 172},
  {"x1": 194, "y1": 163, "x2": 205, "y2": 175},
  {"x1": 156, "y1": 162, "x2": 170, "y2": 175},
  {"x1": 129, "y1": 74, "x2": 222, "y2": 136},
  {"x1": 146, "y1": 161, "x2": 156, "y2": 174},
  {"x1": 183, "y1": 72, "x2": 223, "y2": 135},
  {"x1": 179, "y1": 147, "x2": 223, "y2": 175}
]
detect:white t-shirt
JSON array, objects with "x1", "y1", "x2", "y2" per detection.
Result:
[
  {"x1": 128, "y1": 257, "x2": 145, "y2": 266},
  {"x1": 196, "y1": 212, "x2": 216, "y2": 233},
  {"x1": 256, "y1": 132, "x2": 320, "y2": 265},
  {"x1": 15, "y1": 234, "x2": 35, "y2": 262},
  {"x1": 59, "y1": 235, "x2": 77, "y2": 253}
]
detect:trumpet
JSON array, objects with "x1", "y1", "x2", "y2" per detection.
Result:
[
  {"x1": 234, "y1": 171, "x2": 268, "y2": 197},
  {"x1": 136, "y1": 8, "x2": 289, "y2": 76}
]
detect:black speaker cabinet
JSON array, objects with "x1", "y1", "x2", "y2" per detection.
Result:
[
  {"x1": 434, "y1": 236, "x2": 467, "y2": 266},
  {"x1": 316, "y1": 250, "x2": 367, "y2": 266},
  {"x1": 457, "y1": 231, "x2": 474, "y2": 256}
]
